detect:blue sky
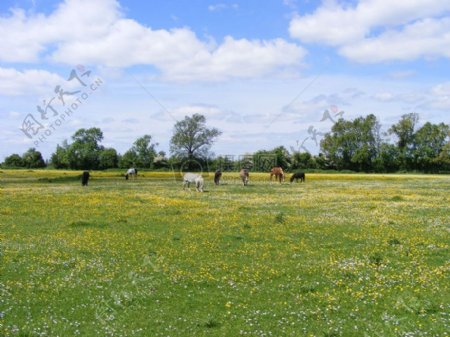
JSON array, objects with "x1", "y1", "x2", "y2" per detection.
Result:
[{"x1": 1, "y1": 0, "x2": 449, "y2": 161}]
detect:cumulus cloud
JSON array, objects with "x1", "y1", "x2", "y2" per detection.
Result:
[
  {"x1": 0, "y1": 67, "x2": 65, "y2": 96},
  {"x1": 0, "y1": 0, "x2": 305, "y2": 81},
  {"x1": 289, "y1": 0, "x2": 450, "y2": 62}
]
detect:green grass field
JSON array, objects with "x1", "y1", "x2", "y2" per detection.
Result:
[{"x1": 0, "y1": 170, "x2": 449, "y2": 337}]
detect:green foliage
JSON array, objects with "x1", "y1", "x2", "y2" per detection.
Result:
[
  {"x1": 170, "y1": 114, "x2": 221, "y2": 161},
  {"x1": 2, "y1": 153, "x2": 24, "y2": 168},
  {"x1": 321, "y1": 114, "x2": 381, "y2": 171},
  {"x1": 388, "y1": 113, "x2": 419, "y2": 170},
  {"x1": 130, "y1": 135, "x2": 157, "y2": 168},
  {"x1": 413, "y1": 122, "x2": 449, "y2": 172},
  {"x1": 119, "y1": 150, "x2": 138, "y2": 169},
  {"x1": 291, "y1": 151, "x2": 317, "y2": 170},
  {"x1": 3, "y1": 113, "x2": 449, "y2": 173},
  {"x1": 22, "y1": 148, "x2": 46, "y2": 168},
  {"x1": 2, "y1": 148, "x2": 46, "y2": 168},
  {"x1": 98, "y1": 148, "x2": 119, "y2": 170},
  {"x1": 50, "y1": 142, "x2": 70, "y2": 169}
]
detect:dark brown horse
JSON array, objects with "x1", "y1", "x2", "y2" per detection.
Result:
[
  {"x1": 270, "y1": 167, "x2": 285, "y2": 183},
  {"x1": 290, "y1": 172, "x2": 305, "y2": 183},
  {"x1": 214, "y1": 170, "x2": 222, "y2": 185},
  {"x1": 239, "y1": 169, "x2": 249, "y2": 186},
  {"x1": 81, "y1": 171, "x2": 90, "y2": 186}
]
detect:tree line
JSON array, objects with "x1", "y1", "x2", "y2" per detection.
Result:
[{"x1": 2, "y1": 113, "x2": 449, "y2": 173}]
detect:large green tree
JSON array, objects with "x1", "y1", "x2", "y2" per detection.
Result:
[
  {"x1": 51, "y1": 141, "x2": 70, "y2": 169},
  {"x1": 2, "y1": 154, "x2": 24, "y2": 168},
  {"x1": 67, "y1": 128, "x2": 104, "y2": 170},
  {"x1": 51, "y1": 128, "x2": 105, "y2": 170},
  {"x1": 413, "y1": 122, "x2": 449, "y2": 172},
  {"x1": 22, "y1": 148, "x2": 46, "y2": 168},
  {"x1": 253, "y1": 146, "x2": 292, "y2": 171},
  {"x1": 98, "y1": 148, "x2": 119, "y2": 170},
  {"x1": 321, "y1": 114, "x2": 381, "y2": 171},
  {"x1": 118, "y1": 135, "x2": 158, "y2": 169},
  {"x1": 388, "y1": 113, "x2": 419, "y2": 170},
  {"x1": 170, "y1": 114, "x2": 221, "y2": 161},
  {"x1": 130, "y1": 135, "x2": 158, "y2": 168}
]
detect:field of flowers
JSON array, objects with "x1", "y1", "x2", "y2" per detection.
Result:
[{"x1": 0, "y1": 170, "x2": 449, "y2": 337}]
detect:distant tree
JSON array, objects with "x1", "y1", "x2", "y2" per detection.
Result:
[
  {"x1": 22, "y1": 148, "x2": 46, "y2": 168},
  {"x1": 389, "y1": 113, "x2": 419, "y2": 170},
  {"x1": 51, "y1": 141, "x2": 70, "y2": 169},
  {"x1": 436, "y1": 142, "x2": 450, "y2": 171},
  {"x1": 67, "y1": 128, "x2": 104, "y2": 170},
  {"x1": 272, "y1": 146, "x2": 291, "y2": 169},
  {"x1": 374, "y1": 143, "x2": 401, "y2": 172},
  {"x1": 119, "y1": 150, "x2": 138, "y2": 169},
  {"x1": 314, "y1": 153, "x2": 332, "y2": 170},
  {"x1": 253, "y1": 146, "x2": 291, "y2": 171},
  {"x1": 50, "y1": 128, "x2": 105, "y2": 170},
  {"x1": 170, "y1": 114, "x2": 221, "y2": 162},
  {"x1": 153, "y1": 151, "x2": 169, "y2": 170},
  {"x1": 130, "y1": 135, "x2": 158, "y2": 168},
  {"x1": 3, "y1": 154, "x2": 24, "y2": 167},
  {"x1": 98, "y1": 148, "x2": 119, "y2": 170},
  {"x1": 291, "y1": 152, "x2": 316, "y2": 170},
  {"x1": 413, "y1": 122, "x2": 449, "y2": 172},
  {"x1": 321, "y1": 114, "x2": 381, "y2": 171}
]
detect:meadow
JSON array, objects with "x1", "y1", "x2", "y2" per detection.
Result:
[{"x1": 0, "y1": 170, "x2": 449, "y2": 337}]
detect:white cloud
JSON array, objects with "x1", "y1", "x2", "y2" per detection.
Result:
[
  {"x1": 426, "y1": 82, "x2": 450, "y2": 110},
  {"x1": 340, "y1": 18, "x2": 450, "y2": 62},
  {"x1": 0, "y1": 0, "x2": 305, "y2": 81},
  {"x1": 0, "y1": 67, "x2": 65, "y2": 96},
  {"x1": 289, "y1": 0, "x2": 450, "y2": 62}
]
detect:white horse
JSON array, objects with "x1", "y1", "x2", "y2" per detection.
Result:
[
  {"x1": 125, "y1": 168, "x2": 138, "y2": 180},
  {"x1": 183, "y1": 173, "x2": 204, "y2": 192}
]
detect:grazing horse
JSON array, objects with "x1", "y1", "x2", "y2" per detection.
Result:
[
  {"x1": 270, "y1": 167, "x2": 285, "y2": 183},
  {"x1": 290, "y1": 172, "x2": 305, "y2": 183},
  {"x1": 81, "y1": 171, "x2": 90, "y2": 186},
  {"x1": 214, "y1": 170, "x2": 222, "y2": 185},
  {"x1": 239, "y1": 169, "x2": 249, "y2": 186},
  {"x1": 125, "y1": 168, "x2": 138, "y2": 180},
  {"x1": 183, "y1": 173, "x2": 204, "y2": 192}
]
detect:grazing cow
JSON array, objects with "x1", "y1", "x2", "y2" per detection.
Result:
[
  {"x1": 81, "y1": 171, "x2": 90, "y2": 186},
  {"x1": 290, "y1": 172, "x2": 305, "y2": 183},
  {"x1": 214, "y1": 170, "x2": 222, "y2": 185},
  {"x1": 183, "y1": 173, "x2": 204, "y2": 192},
  {"x1": 239, "y1": 169, "x2": 249, "y2": 186},
  {"x1": 270, "y1": 167, "x2": 285, "y2": 183},
  {"x1": 125, "y1": 168, "x2": 138, "y2": 180}
]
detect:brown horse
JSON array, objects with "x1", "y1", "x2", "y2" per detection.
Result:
[
  {"x1": 239, "y1": 169, "x2": 249, "y2": 186},
  {"x1": 214, "y1": 170, "x2": 222, "y2": 185},
  {"x1": 270, "y1": 167, "x2": 285, "y2": 183}
]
